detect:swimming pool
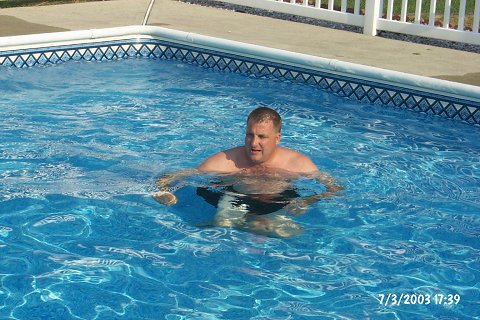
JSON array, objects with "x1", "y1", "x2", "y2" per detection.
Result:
[{"x1": 0, "y1": 26, "x2": 479, "y2": 319}]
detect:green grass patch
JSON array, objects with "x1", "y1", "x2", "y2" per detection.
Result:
[{"x1": 302, "y1": 0, "x2": 477, "y2": 28}]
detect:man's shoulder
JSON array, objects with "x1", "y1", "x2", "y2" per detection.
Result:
[
  {"x1": 276, "y1": 147, "x2": 318, "y2": 173},
  {"x1": 197, "y1": 146, "x2": 244, "y2": 172},
  {"x1": 277, "y1": 146, "x2": 308, "y2": 158},
  {"x1": 223, "y1": 146, "x2": 245, "y2": 157}
]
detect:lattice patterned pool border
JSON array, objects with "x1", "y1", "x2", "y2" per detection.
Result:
[{"x1": 1, "y1": 39, "x2": 478, "y2": 125}]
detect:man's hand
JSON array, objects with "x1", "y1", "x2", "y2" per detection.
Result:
[
  {"x1": 153, "y1": 169, "x2": 198, "y2": 205},
  {"x1": 284, "y1": 198, "x2": 309, "y2": 216},
  {"x1": 152, "y1": 190, "x2": 177, "y2": 205},
  {"x1": 284, "y1": 184, "x2": 344, "y2": 216}
]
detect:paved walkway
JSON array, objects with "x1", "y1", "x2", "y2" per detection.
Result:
[{"x1": 0, "y1": 0, "x2": 479, "y2": 86}]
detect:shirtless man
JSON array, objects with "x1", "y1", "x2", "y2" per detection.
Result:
[{"x1": 153, "y1": 107, "x2": 343, "y2": 237}]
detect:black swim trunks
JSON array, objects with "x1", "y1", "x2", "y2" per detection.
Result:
[{"x1": 196, "y1": 186, "x2": 300, "y2": 215}]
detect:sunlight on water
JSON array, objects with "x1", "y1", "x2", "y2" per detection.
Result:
[{"x1": 0, "y1": 58, "x2": 479, "y2": 319}]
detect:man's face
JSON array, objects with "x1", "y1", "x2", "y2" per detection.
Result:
[{"x1": 244, "y1": 120, "x2": 280, "y2": 165}]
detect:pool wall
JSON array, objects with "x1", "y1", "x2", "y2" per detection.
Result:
[{"x1": 1, "y1": 25, "x2": 479, "y2": 125}]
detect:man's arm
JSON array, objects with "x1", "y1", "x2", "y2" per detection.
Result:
[
  {"x1": 153, "y1": 148, "x2": 237, "y2": 205},
  {"x1": 309, "y1": 171, "x2": 344, "y2": 196},
  {"x1": 153, "y1": 168, "x2": 198, "y2": 205},
  {"x1": 285, "y1": 170, "x2": 344, "y2": 215}
]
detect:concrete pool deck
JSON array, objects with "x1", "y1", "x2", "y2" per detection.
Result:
[{"x1": 0, "y1": 0, "x2": 479, "y2": 86}]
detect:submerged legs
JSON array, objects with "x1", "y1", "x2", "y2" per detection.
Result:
[{"x1": 214, "y1": 194, "x2": 303, "y2": 238}]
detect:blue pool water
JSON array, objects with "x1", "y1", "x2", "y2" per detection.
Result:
[{"x1": 0, "y1": 57, "x2": 479, "y2": 319}]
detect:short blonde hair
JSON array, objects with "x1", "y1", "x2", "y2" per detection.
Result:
[{"x1": 247, "y1": 107, "x2": 282, "y2": 133}]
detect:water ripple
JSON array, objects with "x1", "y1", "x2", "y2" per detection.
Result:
[
  {"x1": 48, "y1": 254, "x2": 128, "y2": 269},
  {"x1": 94, "y1": 245, "x2": 171, "y2": 267},
  {"x1": 0, "y1": 226, "x2": 13, "y2": 237}
]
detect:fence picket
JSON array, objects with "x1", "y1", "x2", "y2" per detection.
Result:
[
  {"x1": 444, "y1": 0, "x2": 451, "y2": 29},
  {"x1": 400, "y1": 0, "x2": 408, "y2": 22},
  {"x1": 474, "y1": 0, "x2": 480, "y2": 33},
  {"x1": 458, "y1": 0, "x2": 466, "y2": 31},
  {"x1": 387, "y1": 0, "x2": 394, "y2": 20},
  {"x1": 328, "y1": 0, "x2": 334, "y2": 10},
  {"x1": 429, "y1": 0, "x2": 437, "y2": 26},
  {"x1": 414, "y1": 0, "x2": 422, "y2": 24},
  {"x1": 354, "y1": 0, "x2": 361, "y2": 15}
]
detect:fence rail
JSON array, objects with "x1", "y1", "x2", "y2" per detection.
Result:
[{"x1": 213, "y1": 0, "x2": 480, "y2": 45}]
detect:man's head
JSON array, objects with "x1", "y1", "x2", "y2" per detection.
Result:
[
  {"x1": 246, "y1": 107, "x2": 282, "y2": 134},
  {"x1": 244, "y1": 107, "x2": 282, "y2": 165}
]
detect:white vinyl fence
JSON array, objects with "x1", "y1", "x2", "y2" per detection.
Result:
[{"x1": 214, "y1": 0, "x2": 480, "y2": 45}]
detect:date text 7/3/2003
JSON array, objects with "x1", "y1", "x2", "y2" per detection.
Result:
[{"x1": 378, "y1": 293, "x2": 460, "y2": 306}]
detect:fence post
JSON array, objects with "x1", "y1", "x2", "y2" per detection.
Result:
[{"x1": 364, "y1": 0, "x2": 381, "y2": 36}]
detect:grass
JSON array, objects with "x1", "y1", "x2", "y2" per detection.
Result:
[
  {"x1": 379, "y1": 0, "x2": 476, "y2": 29},
  {"x1": 376, "y1": 0, "x2": 476, "y2": 29},
  {"x1": 301, "y1": 0, "x2": 477, "y2": 29},
  {"x1": 0, "y1": 0, "x2": 108, "y2": 8}
]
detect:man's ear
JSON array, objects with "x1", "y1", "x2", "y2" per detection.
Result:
[{"x1": 276, "y1": 132, "x2": 281, "y2": 145}]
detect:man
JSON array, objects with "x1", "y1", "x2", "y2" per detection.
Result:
[{"x1": 153, "y1": 107, "x2": 343, "y2": 237}]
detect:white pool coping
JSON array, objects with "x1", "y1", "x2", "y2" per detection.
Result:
[{"x1": 1, "y1": 25, "x2": 479, "y2": 103}]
